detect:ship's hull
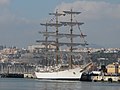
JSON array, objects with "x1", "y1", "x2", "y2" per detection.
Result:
[{"x1": 35, "y1": 67, "x2": 83, "y2": 80}]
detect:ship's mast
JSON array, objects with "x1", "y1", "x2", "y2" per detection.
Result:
[
  {"x1": 49, "y1": 11, "x2": 65, "y2": 66},
  {"x1": 41, "y1": 23, "x2": 48, "y2": 66},
  {"x1": 70, "y1": 9, "x2": 73, "y2": 69},
  {"x1": 37, "y1": 23, "x2": 55, "y2": 66},
  {"x1": 62, "y1": 9, "x2": 82, "y2": 69}
]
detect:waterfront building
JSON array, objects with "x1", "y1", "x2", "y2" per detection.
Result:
[{"x1": 106, "y1": 63, "x2": 119, "y2": 74}]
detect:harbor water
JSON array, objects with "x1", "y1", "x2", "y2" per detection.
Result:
[{"x1": 0, "y1": 78, "x2": 119, "y2": 90}]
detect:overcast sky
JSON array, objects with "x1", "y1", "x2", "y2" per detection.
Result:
[{"x1": 0, "y1": 0, "x2": 120, "y2": 48}]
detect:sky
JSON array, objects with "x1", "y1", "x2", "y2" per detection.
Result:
[{"x1": 0, "y1": 0, "x2": 120, "y2": 48}]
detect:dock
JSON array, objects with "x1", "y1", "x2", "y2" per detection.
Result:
[
  {"x1": 92, "y1": 75, "x2": 120, "y2": 82},
  {"x1": 0, "y1": 63, "x2": 36, "y2": 78}
]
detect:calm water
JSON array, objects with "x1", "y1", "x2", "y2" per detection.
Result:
[{"x1": 0, "y1": 78, "x2": 119, "y2": 90}]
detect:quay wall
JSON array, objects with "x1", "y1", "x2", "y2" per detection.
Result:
[
  {"x1": 92, "y1": 75, "x2": 120, "y2": 82},
  {"x1": 0, "y1": 63, "x2": 35, "y2": 74}
]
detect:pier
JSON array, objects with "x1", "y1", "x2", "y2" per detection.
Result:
[{"x1": 0, "y1": 63, "x2": 36, "y2": 78}]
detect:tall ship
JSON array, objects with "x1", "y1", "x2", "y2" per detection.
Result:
[{"x1": 35, "y1": 9, "x2": 92, "y2": 80}]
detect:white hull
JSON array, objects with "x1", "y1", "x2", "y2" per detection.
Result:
[{"x1": 35, "y1": 67, "x2": 83, "y2": 80}]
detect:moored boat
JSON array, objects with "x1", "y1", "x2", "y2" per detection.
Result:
[{"x1": 35, "y1": 9, "x2": 90, "y2": 80}]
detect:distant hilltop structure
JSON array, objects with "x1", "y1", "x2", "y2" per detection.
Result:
[{"x1": 28, "y1": 44, "x2": 56, "y2": 53}]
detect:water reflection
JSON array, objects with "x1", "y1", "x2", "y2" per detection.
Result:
[
  {"x1": 35, "y1": 80, "x2": 79, "y2": 90},
  {"x1": 0, "y1": 78, "x2": 120, "y2": 90}
]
